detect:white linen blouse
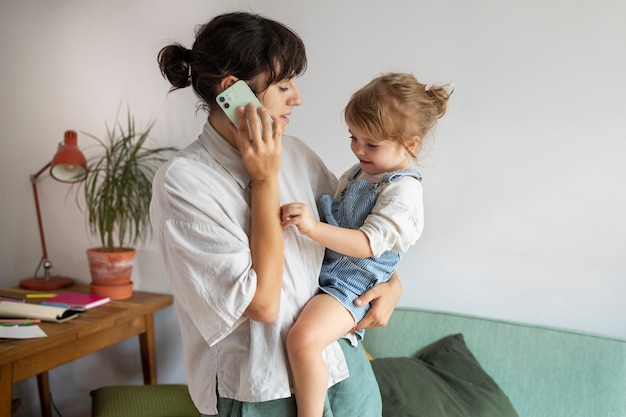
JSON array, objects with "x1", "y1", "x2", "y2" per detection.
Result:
[{"x1": 150, "y1": 121, "x2": 348, "y2": 415}]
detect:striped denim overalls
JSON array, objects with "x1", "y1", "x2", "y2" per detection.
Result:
[{"x1": 318, "y1": 166, "x2": 422, "y2": 339}]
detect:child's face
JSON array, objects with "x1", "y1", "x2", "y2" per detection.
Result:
[{"x1": 348, "y1": 123, "x2": 412, "y2": 174}]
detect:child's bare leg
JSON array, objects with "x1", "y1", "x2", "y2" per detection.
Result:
[{"x1": 287, "y1": 293, "x2": 356, "y2": 417}]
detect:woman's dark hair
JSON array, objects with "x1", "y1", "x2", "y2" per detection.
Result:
[{"x1": 158, "y1": 12, "x2": 307, "y2": 112}]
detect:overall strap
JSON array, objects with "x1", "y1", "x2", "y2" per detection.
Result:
[
  {"x1": 383, "y1": 168, "x2": 422, "y2": 184},
  {"x1": 347, "y1": 165, "x2": 362, "y2": 181}
]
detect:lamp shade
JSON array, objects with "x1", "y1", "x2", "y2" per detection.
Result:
[{"x1": 50, "y1": 130, "x2": 87, "y2": 183}]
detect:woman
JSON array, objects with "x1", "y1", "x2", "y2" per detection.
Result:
[{"x1": 151, "y1": 11, "x2": 402, "y2": 417}]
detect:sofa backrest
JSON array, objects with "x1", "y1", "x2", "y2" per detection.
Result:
[{"x1": 364, "y1": 307, "x2": 626, "y2": 417}]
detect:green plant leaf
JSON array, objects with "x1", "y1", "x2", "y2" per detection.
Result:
[{"x1": 76, "y1": 106, "x2": 177, "y2": 252}]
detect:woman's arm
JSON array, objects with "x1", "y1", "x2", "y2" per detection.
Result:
[
  {"x1": 353, "y1": 272, "x2": 402, "y2": 331},
  {"x1": 236, "y1": 105, "x2": 285, "y2": 323}
]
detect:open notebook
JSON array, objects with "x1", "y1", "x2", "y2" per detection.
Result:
[{"x1": 0, "y1": 301, "x2": 78, "y2": 322}]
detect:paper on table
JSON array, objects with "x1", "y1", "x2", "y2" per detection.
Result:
[{"x1": 0, "y1": 325, "x2": 47, "y2": 339}]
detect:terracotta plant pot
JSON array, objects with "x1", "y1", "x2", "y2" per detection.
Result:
[
  {"x1": 90, "y1": 281, "x2": 134, "y2": 300},
  {"x1": 86, "y1": 247, "x2": 136, "y2": 286}
]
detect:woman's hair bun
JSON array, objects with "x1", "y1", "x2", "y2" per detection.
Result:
[{"x1": 158, "y1": 43, "x2": 192, "y2": 90}]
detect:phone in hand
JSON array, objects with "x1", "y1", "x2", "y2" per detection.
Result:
[{"x1": 216, "y1": 80, "x2": 267, "y2": 134}]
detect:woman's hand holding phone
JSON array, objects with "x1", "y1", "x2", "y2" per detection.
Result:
[
  {"x1": 234, "y1": 102, "x2": 283, "y2": 184},
  {"x1": 217, "y1": 80, "x2": 282, "y2": 182}
]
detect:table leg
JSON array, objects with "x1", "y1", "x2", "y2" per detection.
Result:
[
  {"x1": 36, "y1": 372, "x2": 51, "y2": 417},
  {"x1": 139, "y1": 312, "x2": 157, "y2": 384},
  {"x1": 0, "y1": 364, "x2": 13, "y2": 417}
]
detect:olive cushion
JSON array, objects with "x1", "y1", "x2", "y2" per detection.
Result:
[{"x1": 370, "y1": 333, "x2": 518, "y2": 417}]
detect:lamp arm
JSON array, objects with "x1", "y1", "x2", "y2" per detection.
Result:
[
  {"x1": 31, "y1": 161, "x2": 52, "y2": 262},
  {"x1": 33, "y1": 256, "x2": 53, "y2": 280},
  {"x1": 32, "y1": 161, "x2": 52, "y2": 182}
]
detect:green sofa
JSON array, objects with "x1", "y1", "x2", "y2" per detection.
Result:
[
  {"x1": 92, "y1": 307, "x2": 626, "y2": 417},
  {"x1": 364, "y1": 307, "x2": 626, "y2": 417}
]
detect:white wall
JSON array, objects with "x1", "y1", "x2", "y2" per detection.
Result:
[{"x1": 1, "y1": 1, "x2": 624, "y2": 416}]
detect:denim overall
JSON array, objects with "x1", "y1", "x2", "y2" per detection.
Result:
[{"x1": 318, "y1": 166, "x2": 422, "y2": 339}]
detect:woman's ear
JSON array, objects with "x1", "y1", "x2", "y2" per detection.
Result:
[{"x1": 219, "y1": 76, "x2": 239, "y2": 92}]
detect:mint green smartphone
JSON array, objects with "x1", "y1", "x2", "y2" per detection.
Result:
[{"x1": 216, "y1": 80, "x2": 265, "y2": 131}]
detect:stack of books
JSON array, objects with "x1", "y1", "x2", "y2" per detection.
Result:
[{"x1": 0, "y1": 291, "x2": 110, "y2": 322}]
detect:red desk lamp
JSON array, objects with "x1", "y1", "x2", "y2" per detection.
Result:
[{"x1": 19, "y1": 130, "x2": 88, "y2": 291}]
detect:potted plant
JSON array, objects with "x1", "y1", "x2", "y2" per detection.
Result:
[{"x1": 78, "y1": 108, "x2": 177, "y2": 299}]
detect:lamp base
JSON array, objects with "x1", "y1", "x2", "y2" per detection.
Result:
[{"x1": 19, "y1": 275, "x2": 74, "y2": 291}]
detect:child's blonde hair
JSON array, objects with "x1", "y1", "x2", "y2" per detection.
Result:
[{"x1": 344, "y1": 73, "x2": 452, "y2": 160}]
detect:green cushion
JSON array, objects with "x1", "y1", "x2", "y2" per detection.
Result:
[
  {"x1": 91, "y1": 384, "x2": 200, "y2": 417},
  {"x1": 370, "y1": 334, "x2": 519, "y2": 417}
]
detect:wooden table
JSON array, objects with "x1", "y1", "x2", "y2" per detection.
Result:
[{"x1": 0, "y1": 285, "x2": 173, "y2": 417}]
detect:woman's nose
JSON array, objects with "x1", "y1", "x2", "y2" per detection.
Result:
[{"x1": 289, "y1": 83, "x2": 303, "y2": 106}]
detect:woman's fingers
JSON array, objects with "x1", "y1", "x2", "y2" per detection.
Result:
[
  {"x1": 238, "y1": 104, "x2": 283, "y2": 146},
  {"x1": 232, "y1": 104, "x2": 283, "y2": 183},
  {"x1": 245, "y1": 103, "x2": 262, "y2": 141}
]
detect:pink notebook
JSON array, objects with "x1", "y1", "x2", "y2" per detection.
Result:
[{"x1": 42, "y1": 292, "x2": 110, "y2": 311}]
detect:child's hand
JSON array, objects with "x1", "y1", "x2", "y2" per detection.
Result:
[{"x1": 280, "y1": 203, "x2": 316, "y2": 236}]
